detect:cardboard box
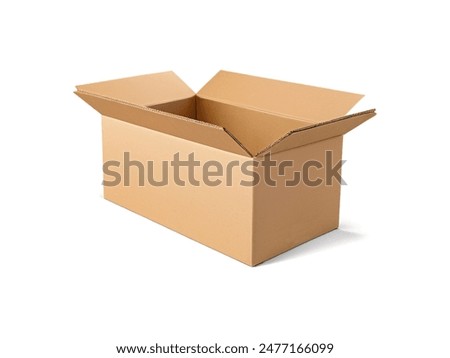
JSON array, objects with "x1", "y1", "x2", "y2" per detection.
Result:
[{"x1": 75, "y1": 71, "x2": 376, "y2": 266}]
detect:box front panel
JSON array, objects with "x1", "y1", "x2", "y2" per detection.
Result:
[
  {"x1": 102, "y1": 116, "x2": 253, "y2": 264},
  {"x1": 252, "y1": 136, "x2": 344, "y2": 265}
]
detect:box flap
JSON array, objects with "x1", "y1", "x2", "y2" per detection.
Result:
[
  {"x1": 76, "y1": 71, "x2": 195, "y2": 107},
  {"x1": 75, "y1": 91, "x2": 251, "y2": 157},
  {"x1": 257, "y1": 109, "x2": 376, "y2": 156},
  {"x1": 198, "y1": 71, "x2": 364, "y2": 121}
]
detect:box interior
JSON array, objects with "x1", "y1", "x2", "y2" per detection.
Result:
[
  {"x1": 75, "y1": 71, "x2": 375, "y2": 158},
  {"x1": 150, "y1": 96, "x2": 313, "y2": 156}
]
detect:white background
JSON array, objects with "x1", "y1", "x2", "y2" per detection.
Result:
[{"x1": 1, "y1": 1, "x2": 449, "y2": 357}]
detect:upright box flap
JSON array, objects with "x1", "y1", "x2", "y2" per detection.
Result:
[
  {"x1": 76, "y1": 71, "x2": 195, "y2": 107},
  {"x1": 198, "y1": 71, "x2": 364, "y2": 121},
  {"x1": 75, "y1": 91, "x2": 251, "y2": 157},
  {"x1": 257, "y1": 110, "x2": 376, "y2": 156}
]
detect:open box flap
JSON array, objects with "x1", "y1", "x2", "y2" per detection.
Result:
[
  {"x1": 256, "y1": 109, "x2": 376, "y2": 156},
  {"x1": 76, "y1": 71, "x2": 195, "y2": 107},
  {"x1": 198, "y1": 70, "x2": 364, "y2": 122},
  {"x1": 75, "y1": 91, "x2": 252, "y2": 157}
]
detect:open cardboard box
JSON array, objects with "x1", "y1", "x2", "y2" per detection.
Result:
[{"x1": 75, "y1": 71, "x2": 376, "y2": 266}]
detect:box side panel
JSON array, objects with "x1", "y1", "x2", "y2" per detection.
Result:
[
  {"x1": 252, "y1": 136, "x2": 343, "y2": 265},
  {"x1": 196, "y1": 97, "x2": 311, "y2": 156},
  {"x1": 102, "y1": 116, "x2": 253, "y2": 265},
  {"x1": 150, "y1": 97, "x2": 197, "y2": 119}
]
